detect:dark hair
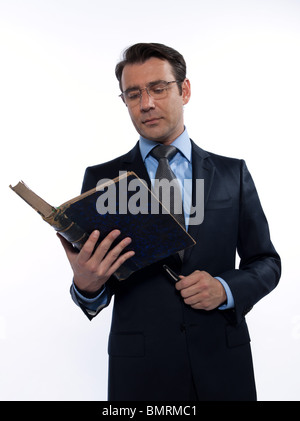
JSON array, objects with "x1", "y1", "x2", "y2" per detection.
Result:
[{"x1": 115, "y1": 43, "x2": 186, "y2": 94}]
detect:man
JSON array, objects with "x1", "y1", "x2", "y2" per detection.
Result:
[{"x1": 59, "y1": 43, "x2": 281, "y2": 401}]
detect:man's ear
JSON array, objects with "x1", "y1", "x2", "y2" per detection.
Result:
[{"x1": 182, "y1": 78, "x2": 191, "y2": 105}]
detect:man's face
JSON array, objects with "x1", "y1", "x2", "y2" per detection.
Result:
[{"x1": 121, "y1": 57, "x2": 191, "y2": 145}]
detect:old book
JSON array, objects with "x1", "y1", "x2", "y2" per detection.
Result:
[{"x1": 10, "y1": 172, "x2": 195, "y2": 280}]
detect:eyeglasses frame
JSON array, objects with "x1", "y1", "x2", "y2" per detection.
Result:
[{"x1": 119, "y1": 80, "x2": 182, "y2": 104}]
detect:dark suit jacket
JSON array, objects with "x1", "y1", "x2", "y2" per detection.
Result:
[{"x1": 71, "y1": 140, "x2": 281, "y2": 401}]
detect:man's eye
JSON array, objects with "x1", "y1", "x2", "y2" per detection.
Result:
[
  {"x1": 127, "y1": 91, "x2": 140, "y2": 100},
  {"x1": 151, "y1": 86, "x2": 165, "y2": 94}
]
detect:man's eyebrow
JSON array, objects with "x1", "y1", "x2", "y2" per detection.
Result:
[
  {"x1": 147, "y1": 79, "x2": 167, "y2": 86},
  {"x1": 123, "y1": 80, "x2": 166, "y2": 92},
  {"x1": 123, "y1": 85, "x2": 139, "y2": 92}
]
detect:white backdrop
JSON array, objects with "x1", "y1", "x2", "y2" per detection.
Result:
[{"x1": 0, "y1": 0, "x2": 299, "y2": 401}]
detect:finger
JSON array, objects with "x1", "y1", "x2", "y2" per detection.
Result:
[
  {"x1": 91, "y1": 229, "x2": 121, "y2": 263},
  {"x1": 99, "y1": 236, "x2": 133, "y2": 272},
  {"x1": 175, "y1": 272, "x2": 199, "y2": 291},
  {"x1": 77, "y1": 230, "x2": 101, "y2": 264},
  {"x1": 183, "y1": 293, "x2": 203, "y2": 306},
  {"x1": 179, "y1": 283, "x2": 202, "y2": 299},
  {"x1": 106, "y1": 249, "x2": 135, "y2": 278}
]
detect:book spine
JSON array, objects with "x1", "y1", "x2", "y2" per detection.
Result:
[
  {"x1": 43, "y1": 209, "x2": 88, "y2": 250},
  {"x1": 44, "y1": 208, "x2": 139, "y2": 280}
]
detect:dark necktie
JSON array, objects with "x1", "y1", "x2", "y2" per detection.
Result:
[{"x1": 150, "y1": 144, "x2": 185, "y2": 230}]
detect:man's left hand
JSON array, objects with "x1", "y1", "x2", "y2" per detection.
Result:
[{"x1": 175, "y1": 270, "x2": 227, "y2": 311}]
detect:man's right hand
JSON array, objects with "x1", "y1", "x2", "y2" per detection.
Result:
[{"x1": 58, "y1": 229, "x2": 135, "y2": 295}]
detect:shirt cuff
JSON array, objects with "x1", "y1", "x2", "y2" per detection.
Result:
[
  {"x1": 73, "y1": 281, "x2": 108, "y2": 310},
  {"x1": 215, "y1": 277, "x2": 235, "y2": 310}
]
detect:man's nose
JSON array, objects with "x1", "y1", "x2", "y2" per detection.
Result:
[{"x1": 140, "y1": 89, "x2": 155, "y2": 111}]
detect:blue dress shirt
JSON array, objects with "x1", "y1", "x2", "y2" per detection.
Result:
[{"x1": 74, "y1": 129, "x2": 234, "y2": 311}]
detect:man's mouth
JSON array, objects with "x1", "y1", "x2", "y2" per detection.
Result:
[{"x1": 143, "y1": 117, "x2": 162, "y2": 125}]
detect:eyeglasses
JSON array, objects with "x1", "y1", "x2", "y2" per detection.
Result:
[{"x1": 119, "y1": 80, "x2": 180, "y2": 106}]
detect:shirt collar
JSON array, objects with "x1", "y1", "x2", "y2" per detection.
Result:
[{"x1": 139, "y1": 127, "x2": 192, "y2": 163}]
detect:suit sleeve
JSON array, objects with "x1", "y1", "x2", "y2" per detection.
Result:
[{"x1": 219, "y1": 160, "x2": 281, "y2": 323}]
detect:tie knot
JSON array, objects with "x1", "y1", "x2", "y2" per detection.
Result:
[{"x1": 150, "y1": 145, "x2": 178, "y2": 162}]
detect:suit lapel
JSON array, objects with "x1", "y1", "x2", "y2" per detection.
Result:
[
  {"x1": 184, "y1": 140, "x2": 215, "y2": 262},
  {"x1": 120, "y1": 142, "x2": 152, "y2": 187},
  {"x1": 190, "y1": 140, "x2": 215, "y2": 207}
]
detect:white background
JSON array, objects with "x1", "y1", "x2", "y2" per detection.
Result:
[{"x1": 0, "y1": 0, "x2": 299, "y2": 401}]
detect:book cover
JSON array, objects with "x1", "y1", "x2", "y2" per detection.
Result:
[{"x1": 10, "y1": 172, "x2": 195, "y2": 280}]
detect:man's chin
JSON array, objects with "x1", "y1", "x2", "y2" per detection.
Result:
[{"x1": 138, "y1": 127, "x2": 169, "y2": 143}]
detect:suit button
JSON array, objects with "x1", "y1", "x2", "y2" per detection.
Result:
[{"x1": 180, "y1": 324, "x2": 186, "y2": 332}]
